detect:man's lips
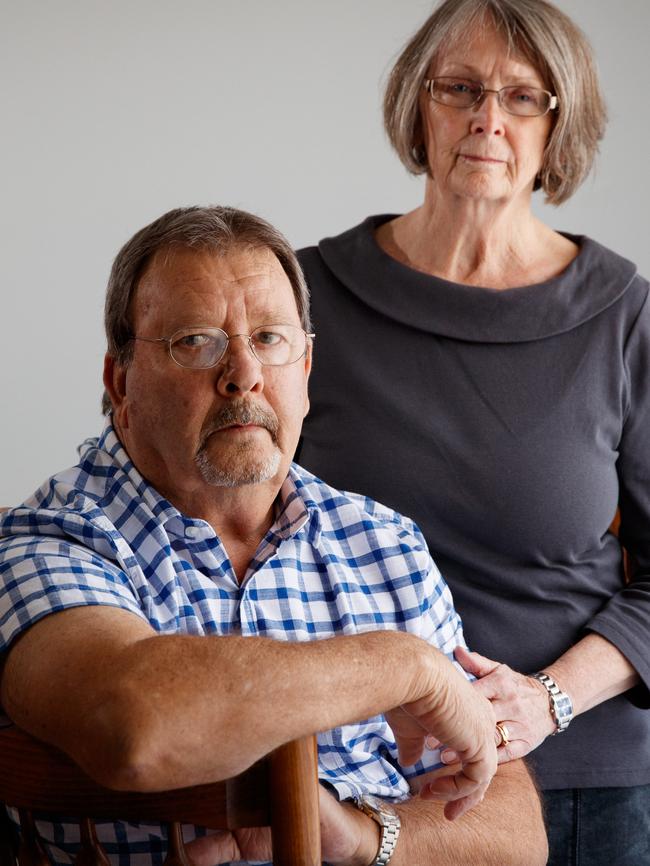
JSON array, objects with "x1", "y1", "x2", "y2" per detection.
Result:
[
  {"x1": 212, "y1": 423, "x2": 264, "y2": 433},
  {"x1": 199, "y1": 399, "x2": 280, "y2": 450}
]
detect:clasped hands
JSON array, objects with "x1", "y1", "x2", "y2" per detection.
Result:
[{"x1": 436, "y1": 646, "x2": 558, "y2": 768}]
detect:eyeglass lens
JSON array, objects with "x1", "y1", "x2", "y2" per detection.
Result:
[
  {"x1": 430, "y1": 78, "x2": 552, "y2": 116},
  {"x1": 169, "y1": 325, "x2": 309, "y2": 368}
]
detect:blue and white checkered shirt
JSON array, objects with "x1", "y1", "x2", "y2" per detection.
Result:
[{"x1": 0, "y1": 419, "x2": 466, "y2": 866}]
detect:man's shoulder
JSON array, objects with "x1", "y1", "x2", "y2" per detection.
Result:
[
  {"x1": 6, "y1": 434, "x2": 113, "y2": 508},
  {"x1": 290, "y1": 463, "x2": 426, "y2": 548},
  {"x1": 0, "y1": 428, "x2": 144, "y2": 552}
]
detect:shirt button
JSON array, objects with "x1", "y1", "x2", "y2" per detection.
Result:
[{"x1": 185, "y1": 526, "x2": 200, "y2": 540}]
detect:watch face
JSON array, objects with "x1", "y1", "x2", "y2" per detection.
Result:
[{"x1": 360, "y1": 794, "x2": 398, "y2": 820}]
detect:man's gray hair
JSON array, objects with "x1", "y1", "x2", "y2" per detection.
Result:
[
  {"x1": 383, "y1": 0, "x2": 607, "y2": 205},
  {"x1": 102, "y1": 205, "x2": 311, "y2": 414}
]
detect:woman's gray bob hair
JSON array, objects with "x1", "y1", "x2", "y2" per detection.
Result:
[
  {"x1": 384, "y1": 0, "x2": 607, "y2": 205},
  {"x1": 102, "y1": 205, "x2": 311, "y2": 414}
]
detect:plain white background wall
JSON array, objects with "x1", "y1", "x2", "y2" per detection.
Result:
[{"x1": 2, "y1": 0, "x2": 649, "y2": 503}]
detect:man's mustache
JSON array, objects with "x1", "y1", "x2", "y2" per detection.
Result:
[{"x1": 198, "y1": 401, "x2": 280, "y2": 448}]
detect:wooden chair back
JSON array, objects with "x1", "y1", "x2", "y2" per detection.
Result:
[{"x1": 0, "y1": 725, "x2": 320, "y2": 866}]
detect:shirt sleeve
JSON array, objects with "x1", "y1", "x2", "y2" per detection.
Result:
[
  {"x1": 587, "y1": 281, "x2": 650, "y2": 698},
  {"x1": 0, "y1": 534, "x2": 151, "y2": 654}
]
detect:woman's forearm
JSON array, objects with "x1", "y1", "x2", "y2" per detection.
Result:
[{"x1": 544, "y1": 632, "x2": 640, "y2": 717}]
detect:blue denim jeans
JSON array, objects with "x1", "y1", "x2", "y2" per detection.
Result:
[{"x1": 543, "y1": 785, "x2": 650, "y2": 865}]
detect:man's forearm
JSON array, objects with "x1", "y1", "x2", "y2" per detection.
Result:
[
  {"x1": 106, "y1": 629, "x2": 444, "y2": 788},
  {"x1": 1, "y1": 607, "x2": 455, "y2": 790},
  {"x1": 391, "y1": 761, "x2": 547, "y2": 866}
]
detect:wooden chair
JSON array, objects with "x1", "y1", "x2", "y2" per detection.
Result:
[{"x1": 0, "y1": 725, "x2": 320, "y2": 866}]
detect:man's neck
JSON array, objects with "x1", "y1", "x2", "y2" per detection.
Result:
[
  {"x1": 201, "y1": 488, "x2": 278, "y2": 584},
  {"x1": 113, "y1": 421, "x2": 281, "y2": 583},
  {"x1": 168, "y1": 485, "x2": 280, "y2": 584}
]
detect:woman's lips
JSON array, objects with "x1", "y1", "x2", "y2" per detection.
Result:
[{"x1": 459, "y1": 153, "x2": 506, "y2": 164}]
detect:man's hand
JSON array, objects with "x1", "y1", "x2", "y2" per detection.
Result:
[
  {"x1": 184, "y1": 785, "x2": 380, "y2": 866},
  {"x1": 386, "y1": 650, "x2": 498, "y2": 820}
]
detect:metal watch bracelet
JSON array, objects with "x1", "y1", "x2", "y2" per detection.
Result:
[
  {"x1": 355, "y1": 794, "x2": 401, "y2": 866},
  {"x1": 531, "y1": 671, "x2": 574, "y2": 733}
]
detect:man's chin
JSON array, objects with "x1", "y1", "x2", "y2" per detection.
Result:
[{"x1": 194, "y1": 447, "x2": 282, "y2": 488}]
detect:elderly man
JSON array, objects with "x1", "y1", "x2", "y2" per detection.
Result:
[{"x1": 0, "y1": 206, "x2": 546, "y2": 866}]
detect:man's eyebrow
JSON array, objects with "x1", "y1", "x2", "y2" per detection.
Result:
[{"x1": 164, "y1": 313, "x2": 298, "y2": 330}]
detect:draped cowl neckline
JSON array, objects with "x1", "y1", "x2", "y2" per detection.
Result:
[{"x1": 317, "y1": 214, "x2": 638, "y2": 344}]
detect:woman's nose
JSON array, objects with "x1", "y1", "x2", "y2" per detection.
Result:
[{"x1": 469, "y1": 91, "x2": 505, "y2": 136}]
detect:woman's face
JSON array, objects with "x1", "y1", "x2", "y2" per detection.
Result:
[{"x1": 418, "y1": 25, "x2": 553, "y2": 205}]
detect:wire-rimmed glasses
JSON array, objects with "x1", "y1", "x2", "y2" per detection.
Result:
[
  {"x1": 423, "y1": 77, "x2": 558, "y2": 117},
  {"x1": 131, "y1": 324, "x2": 314, "y2": 369}
]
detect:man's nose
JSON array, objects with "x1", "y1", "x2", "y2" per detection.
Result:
[
  {"x1": 215, "y1": 335, "x2": 264, "y2": 396},
  {"x1": 469, "y1": 91, "x2": 505, "y2": 136}
]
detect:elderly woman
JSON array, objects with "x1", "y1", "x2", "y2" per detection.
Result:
[{"x1": 297, "y1": 0, "x2": 650, "y2": 863}]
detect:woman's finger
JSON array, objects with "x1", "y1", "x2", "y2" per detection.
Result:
[{"x1": 455, "y1": 645, "x2": 501, "y2": 678}]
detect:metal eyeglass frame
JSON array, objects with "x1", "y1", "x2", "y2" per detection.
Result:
[
  {"x1": 423, "y1": 77, "x2": 559, "y2": 117},
  {"x1": 130, "y1": 324, "x2": 315, "y2": 369}
]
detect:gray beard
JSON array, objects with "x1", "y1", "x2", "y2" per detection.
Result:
[
  {"x1": 194, "y1": 399, "x2": 281, "y2": 488},
  {"x1": 195, "y1": 444, "x2": 281, "y2": 488}
]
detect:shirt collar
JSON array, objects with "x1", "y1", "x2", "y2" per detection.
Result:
[
  {"x1": 91, "y1": 417, "x2": 320, "y2": 541},
  {"x1": 87, "y1": 417, "x2": 189, "y2": 529}
]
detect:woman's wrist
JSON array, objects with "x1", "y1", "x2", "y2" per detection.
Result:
[{"x1": 529, "y1": 671, "x2": 574, "y2": 733}]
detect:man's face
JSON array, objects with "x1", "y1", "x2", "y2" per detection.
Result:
[{"x1": 108, "y1": 245, "x2": 311, "y2": 505}]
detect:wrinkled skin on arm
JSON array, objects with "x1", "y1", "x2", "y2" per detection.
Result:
[
  {"x1": 1, "y1": 605, "x2": 496, "y2": 806},
  {"x1": 183, "y1": 761, "x2": 546, "y2": 866}
]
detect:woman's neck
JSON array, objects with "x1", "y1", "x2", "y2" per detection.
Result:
[{"x1": 376, "y1": 183, "x2": 578, "y2": 290}]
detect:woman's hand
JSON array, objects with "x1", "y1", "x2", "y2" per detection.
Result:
[
  {"x1": 385, "y1": 656, "x2": 499, "y2": 820},
  {"x1": 443, "y1": 646, "x2": 557, "y2": 765}
]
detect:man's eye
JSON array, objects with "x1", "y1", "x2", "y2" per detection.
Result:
[
  {"x1": 254, "y1": 331, "x2": 283, "y2": 346},
  {"x1": 177, "y1": 333, "x2": 212, "y2": 348}
]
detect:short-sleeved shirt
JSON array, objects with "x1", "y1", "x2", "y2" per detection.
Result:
[{"x1": 0, "y1": 420, "x2": 466, "y2": 866}]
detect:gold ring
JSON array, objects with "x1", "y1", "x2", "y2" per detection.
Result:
[{"x1": 495, "y1": 722, "x2": 511, "y2": 747}]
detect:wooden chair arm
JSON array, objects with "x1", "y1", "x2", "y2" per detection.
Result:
[{"x1": 0, "y1": 726, "x2": 320, "y2": 862}]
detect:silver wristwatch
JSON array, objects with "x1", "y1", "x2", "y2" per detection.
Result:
[
  {"x1": 531, "y1": 671, "x2": 574, "y2": 733},
  {"x1": 356, "y1": 794, "x2": 401, "y2": 866}
]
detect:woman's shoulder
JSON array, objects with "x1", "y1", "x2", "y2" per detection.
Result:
[
  {"x1": 298, "y1": 218, "x2": 647, "y2": 342},
  {"x1": 297, "y1": 215, "x2": 390, "y2": 271}
]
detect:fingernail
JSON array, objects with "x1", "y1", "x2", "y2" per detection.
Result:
[
  {"x1": 441, "y1": 749, "x2": 458, "y2": 764},
  {"x1": 425, "y1": 735, "x2": 438, "y2": 749}
]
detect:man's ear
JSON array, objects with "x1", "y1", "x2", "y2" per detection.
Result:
[
  {"x1": 103, "y1": 354, "x2": 129, "y2": 429},
  {"x1": 302, "y1": 344, "x2": 312, "y2": 418}
]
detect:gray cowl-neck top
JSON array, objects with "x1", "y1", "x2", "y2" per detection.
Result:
[{"x1": 297, "y1": 214, "x2": 650, "y2": 789}]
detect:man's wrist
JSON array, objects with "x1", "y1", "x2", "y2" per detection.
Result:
[
  {"x1": 340, "y1": 802, "x2": 381, "y2": 866},
  {"x1": 355, "y1": 795, "x2": 401, "y2": 866}
]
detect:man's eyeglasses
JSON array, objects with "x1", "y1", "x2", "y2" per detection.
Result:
[
  {"x1": 131, "y1": 324, "x2": 315, "y2": 369},
  {"x1": 423, "y1": 77, "x2": 559, "y2": 117}
]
